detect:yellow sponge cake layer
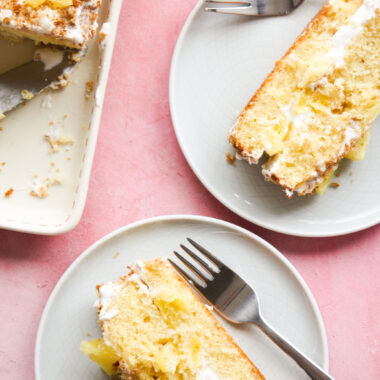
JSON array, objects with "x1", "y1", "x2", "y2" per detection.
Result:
[
  {"x1": 229, "y1": 0, "x2": 380, "y2": 197},
  {"x1": 0, "y1": 0, "x2": 101, "y2": 49},
  {"x1": 81, "y1": 258, "x2": 265, "y2": 380}
]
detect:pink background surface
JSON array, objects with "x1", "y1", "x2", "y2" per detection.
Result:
[{"x1": 1, "y1": 0, "x2": 379, "y2": 378}]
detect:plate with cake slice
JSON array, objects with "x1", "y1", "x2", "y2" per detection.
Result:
[
  {"x1": 169, "y1": 0, "x2": 380, "y2": 237},
  {"x1": 0, "y1": 0, "x2": 122, "y2": 234},
  {"x1": 35, "y1": 215, "x2": 328, "y2": 380}
]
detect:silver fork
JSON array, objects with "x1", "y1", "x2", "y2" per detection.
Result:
[
  {"x1": 204, "y1": 0, "x2": 304, "y2": 16},
  {"x1": 169, "y1": 238, "x2": 334, "y2": 380}
]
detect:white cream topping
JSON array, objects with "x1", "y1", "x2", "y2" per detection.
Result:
[
  {"x1": 338, "y1": 121, "x2": 362, "y2": 156},
  {"x1": 34, "y1": 48, "x2": 64, "y2": 71},
  {"x1": 0, "y1": 9, "x2": 12, "y2": 22},
  {"x1": 328, "y1": 0, "x2": 379, "y2": 67},
  {"x1": 39, "y1": 15, "x2": 54, "y2": 32},
  {"x1": 196, "y1": 367, "x2": 223, "y2": 380},
  {"x1": 95, "y1": 282, "x2": 123, "y2": 322},
  {"x1": 127, "y1": 261, "x2": 150, "y2": 294}
]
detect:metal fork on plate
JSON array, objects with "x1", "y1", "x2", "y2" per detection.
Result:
[
  {"x1": 169, "y1": 238, "x2": 334, "y2": 380},
  {"x1": 204, "y1": 0, "x2": 304, "y2": 16}
]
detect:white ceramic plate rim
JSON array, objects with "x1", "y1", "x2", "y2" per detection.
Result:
[
  {"x1": 34, "y1": 214, "x2": 329, "y2": 378},
  {"x1": 169, "y1": 1, "x2": 380, "y2": 238},
  {"x1": 0, "y1": 0, "x2": 123, "y2": 236}
]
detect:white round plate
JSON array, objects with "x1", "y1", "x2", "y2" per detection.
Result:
[
  {"x1": 169, "y1": 1, "x2": 380, "y2": 237},
  {"x1": 35, "y1": 215, "x2": 328, "y2": 380}
]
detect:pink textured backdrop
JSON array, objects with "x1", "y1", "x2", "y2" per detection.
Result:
[{"x1": 1, "y1": 0, "x2": 380, "y2": 378}]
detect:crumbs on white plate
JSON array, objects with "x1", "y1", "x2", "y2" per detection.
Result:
[
  {"x1": 21, "y1": 89, "x2": 34, "y2": 100},
  {"x1": 44, "y1": 122, "x2": 74, "y2": 152}
]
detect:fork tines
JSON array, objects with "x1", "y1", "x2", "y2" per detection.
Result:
[
  {"x1": 169, "y1": 238, "x2": 224, "y2": 289},
  {"x1": 204, "y1": 0, "x2": 252, "y2": 14}
]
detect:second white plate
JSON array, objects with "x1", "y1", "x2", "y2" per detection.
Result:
[
  {"x1": 35, "y1": 215, "x2": 328, "y2": 380},
  {"x1": 169, "y1": 0, "x2": 380, "y2": 237}
]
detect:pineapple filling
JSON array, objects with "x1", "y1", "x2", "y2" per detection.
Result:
[
  {"x1": 80, "y1": 339, "x2": 120, "y2": 377},
  {"x1": 25, "y1": 0, "x2": 73, "y2": 9}
]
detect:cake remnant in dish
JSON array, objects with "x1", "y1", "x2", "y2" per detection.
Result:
[
  {"x1": 98, "y1": 21, "x2": 109, "y2": 49},
  {"x1": 44, "y1": 123, "x2": 74, "y2": 152},
  {"x1": 21, "y1": 89, "x2": 34, "y2": 100},
  {"x1": 34, "y1": 48, "x2": 65, "y2": 70},
  {"x1": 81, "y1": 258, "x2": 265, "y2": 380},
  {"x1": 229, "y1": 0, "x2": 380, "y2": 197},
  {"x1": 0, "y1": 0, "x2": 101, "y2": 49},
  {"x1": 4, "y1": 188, "x2": 13, "y2": 197},
  {"x1": 30, "y1": 177, "x2": 50, "y2": 198}
]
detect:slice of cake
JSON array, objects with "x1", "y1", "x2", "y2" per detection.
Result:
[
  {"x1": 0, "y1": 0, "x2": 101, "y2": 49},
  {"x1": 81, "y1": 258, "x2": 265, "y2": 380},
  {"x1": 229, "y1": 0, "x2": 380, "y2": 197}
]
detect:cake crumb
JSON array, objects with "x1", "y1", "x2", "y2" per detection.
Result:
[
  {"x1": 86, "y1": 332, "x2": 92, "y2": 337},
  {"x1": 0, "y1": 113, "x2": 4, "y2": 120},
  {"x1": 85, "y1": 80, "x2": 94, "y2": 100},
  {"x1": 30, "y1": 178, "x2": 50, "y2": 198},
  {"x1": 225, "y1": 152, "x2": 236, "y2": 165},
  {"x1": 21, "y1": 89, "x2": 34, "y2": 100},
  {"x1": 1, "y1": 162, "x2": 5, "y2": 166},
  {"x1": 52, "y1": 174, "x2": 64, "y2": 185},
  {"x1": 0, "y1": 126, "x2": 3, "y2": 131},
  {"x1": 349, "y1": 171, "x2": 354, "y2": 176},
  {"x1": 330, "y1": 182, "x2": 340, "y2": 188},
  {"x1": 44, "y1": 125, "x2": 74, "y2": 153},
  {"x1": 113, "y1": 251, "x2": 120, "y2": 259},
  {"x1": 4, "y1": 188, "x2": 13, "y2": 197}
]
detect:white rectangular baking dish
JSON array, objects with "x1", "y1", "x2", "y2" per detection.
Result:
[{"x1": 0, "y1": 0, "x2": 122, "y2": 235}]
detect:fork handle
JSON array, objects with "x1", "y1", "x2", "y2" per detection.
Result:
[{"x1": 255, "y1": 316, "x2": 334, "y2": 380}]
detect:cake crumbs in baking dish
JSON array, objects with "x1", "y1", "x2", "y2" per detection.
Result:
[
  {"x1": 30, "y1": 178, "x2": 50, "y2": 198},
  {"x1": 44, "y1": 123, "x2": 74, "y2": 152},
  {"x1": 330, "y1": 182, "x2": 340, "y2": 188},
  {"x1": 21, "y1": 89, "x2": 34, "y2": 100},
  {"x1": 4, "y1": 188, "x2": 14, "y2": 197},
  {"x1": 85, "y1": 80, "x2": 94, "y2": 100}
]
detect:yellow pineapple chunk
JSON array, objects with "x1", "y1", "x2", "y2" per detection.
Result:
[
  {"x1": 345, "y1": 130, "x2": 370, "y2": 161},
  {"x1": 48, "y1": 0, "x2": 73, "y2": 8},
  {"x1": 80, "y1": 339, "x2": 120, "y2": 376},
  {"x1": 25, "y1": 0, "x2": 47, "y2": 8},
  {"x1": 316, "y1": 169, "x2": 335, "y2": 195},
  {"x1": 155, "y1": 342, "x2": 179, "y2": 373}
]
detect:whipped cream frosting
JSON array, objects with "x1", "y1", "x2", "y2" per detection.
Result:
[
  {"x1": 34, "y1": 48, "x2": 64, "y2": 71},
  {"x1": 196, "y1": 367, "x2": 223, "y2": 380},
  {"x1": 328, "y1": 0, "x2": 379, "y2": 67},
  {"x1": 95, "y1": 282, "x2": 123, "y2": 321}
]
